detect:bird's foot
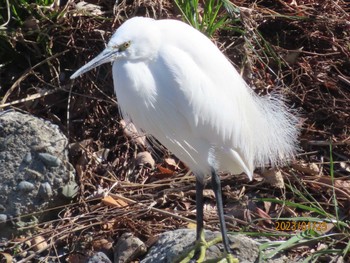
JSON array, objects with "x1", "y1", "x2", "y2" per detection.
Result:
[
  {"x1": 199, "y1": 252, "x2": 238, "y2": 263},
  {"x1": 174, "y1": 231, "x2": 239, "y2": 263},
  {"x1": 217, "y1": 253, "x2": 239, "y2": 263}
]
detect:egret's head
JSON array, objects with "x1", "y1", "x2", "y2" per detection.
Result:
[{"x1": 70, "y1": 17, "x2": 160, "y2": 79}]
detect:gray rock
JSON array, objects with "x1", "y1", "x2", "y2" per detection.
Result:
[
  {"x1": 38, "y1": 182, "x2": 53, "y2": 198},
  {"x1": 0, "y1": 111, "x2": 77, "y2": 238},
  {"x1": 87, "y1": 252, "x2": 112, "y2": 263},
  {"x1": 114, "y1": 232, "x2": 147, "y2": 263},
  {"x1": 141, "y1": 229, "x2": 303, "y2": 263},
  {"x1": 38, "y1": 152, "x2": 62, "y2": 167},
  {"x1": 17, "y1": 181, "x2": 35, "y2": 192},
  {"x1": 23, "y1": 152, "x2": 32, "y2": 163},
  {"x1": 0, "y1": 214, "x2": 7, "y2": 224}
]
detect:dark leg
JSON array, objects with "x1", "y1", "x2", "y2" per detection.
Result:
[
  {"x1": 174, "y1": 173, "x2": 237, "y2": 263},
  {"x1": 211, "y1": 167, "x2": 232, "y2": 254},
  {"x1": 195, "y1": 178, "x2": 205, "y2": 241}
]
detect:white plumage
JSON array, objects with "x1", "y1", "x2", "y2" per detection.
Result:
[
  {"x1": 71, "y1": 16, "x2": 299, "y2": 262},
  {"x1": 72, "y1": 17, "x2": 298, "y2": 181}
]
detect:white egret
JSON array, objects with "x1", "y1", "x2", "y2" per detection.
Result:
[{"x1": 71, "y1": 17, "x2": 298, "y2": 262}]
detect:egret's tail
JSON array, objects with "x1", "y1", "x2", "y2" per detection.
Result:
[{"x1": 251, "y1": 92, "x2": 300, "y2": 168}]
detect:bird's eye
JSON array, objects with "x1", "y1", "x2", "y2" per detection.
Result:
[{"x1": 119, "y1": 41, "x2": 131, "y2": 51}]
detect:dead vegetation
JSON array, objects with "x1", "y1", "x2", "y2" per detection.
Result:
[{"x1": 0, "y1": 0, "x2": 349, "y2": 262}]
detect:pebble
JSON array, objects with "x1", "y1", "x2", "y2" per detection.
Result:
[
  {"x1": 38, "y1": 182, "x2": 53, "y2": 198},
  {"x1": 23, "y1": 152, "x2": 32, "y2": 164},
  {"x1": 0, "y1": 214, "x2": 7, "y2": 224},
  {"x1": 114, "y1": 232, "x2": 147, "y2": 263},
  {"x1": 38, "y1": 153, "x2": 62, "y2": 167},
  {"x1": 87, "y1": 252, "x2": 112, "y2": 263},
  {"x1": 17, "y1": 181, "x2": 35, "y2": 192},
  {"x1": 24, "y1": 168, "x2": 43, "y2": 180}
]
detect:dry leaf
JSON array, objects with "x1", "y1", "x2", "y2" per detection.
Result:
[
  {"x1": 93, "y1": 148, "x2": 110, "y2": 162},
  {"x1": 262, "y1": 169, "x2": 285, "y2": 188},
  {"x1": 203, "y1": 202, "x2": 218, "y2": 217},
  {"x1": 340, "y1": 162, "x2": 350, "y2": 172},
  {"x1": 31, "y1": 235, "x2": 48, "y2": 252},
  {"x1": 156, "y1": 164, "x2": 174, "y2": 175},
  {"x1": 120, "y1": 119, "x2": 146, "y2": 147},
  {"x1": 292, "y1": 162, "x2": 320, "y2": 176},
  {"x1": 283, "y1": 47, "x2": 303, "y2": 64},
  {"x1": 67, "y1": 253, "x2": 89, "y2": 263},
  {"x1": 101, "y1": 219, "x2": 116, "y2": 230},
  {"x1": 164, "y1": 158, "x2": 179, "y2": 169},
  {"x1": 187, "y1": 222, "x2": 197, "y2": 229},
  {"x1": 92, "y1": 238, "x2": 113, "y2": 251},
  {"x1": 203, "y1": 189, "x2": 215, "y2": 199},
  {"x1": 102, "y1": 195, "x2": 128, "y2": 207},
  {"x1": 177, "y1": 201, "x2": 191, "y2": 211},
  {"x1": 135, "y1": 151, "x2": 155, "y2": 168},
  {"x1": 74, "y1": 1, "x2": 104, "y2": 16},
  {"x1": 0, "y1": 252, "x2": 12, "y2": 263},
  {"x1": 264, "y1": 201, "x2": 272, "y2": 215},
  {"x1": 255, "y1": 207, "x2": 272, "y2": 224},
  {"x1": 315, "y1": 177, "x2": 350, "y2": 200}
]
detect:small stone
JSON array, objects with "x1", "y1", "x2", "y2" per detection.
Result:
[
  {"x1": 17, "y1": 181, "x2": 35, "y2": 192},
  {"x1": 38, "y1": 153, "x2": 62, "y2": 167},
  {"x1": 23, "y1": 152, "x2": 32, "y2": 163},
  {"x1": 0, "y1": 214, "x2": 7, "y2": 223},
  {"x1": 38, "y1": 182, "x2": 53, "y2": 199},
  {"x1": 24, "y1": 168, "x2": 43, "y2": 180},
  {"x1": 87, "y1": 252, "x2": 112, "y2": 263},
  {"x1": 0, "y1": 138, "x2": 6, "y2": 151},
  {"x1": 114, "y1": 232, "x2": 147, "y2": 263}
]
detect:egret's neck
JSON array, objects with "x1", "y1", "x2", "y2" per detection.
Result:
[{"x1": 112, "y1": 61, "x2": 158, "y2": 111}]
